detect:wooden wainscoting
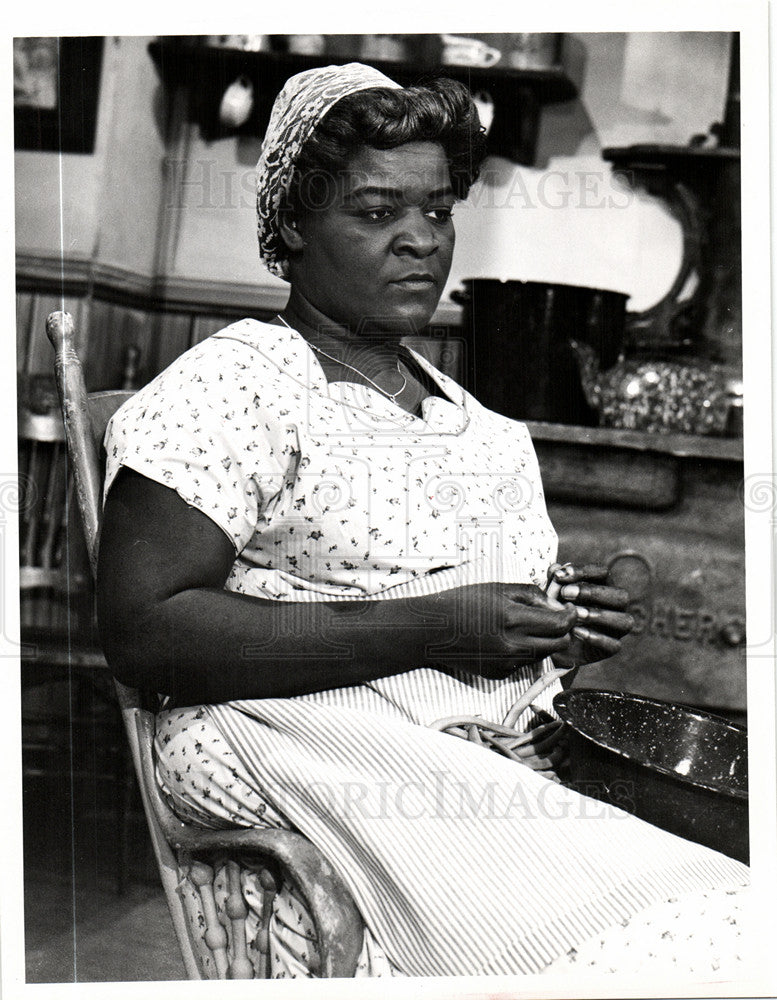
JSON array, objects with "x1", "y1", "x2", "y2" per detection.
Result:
[
  {"x1": 16, "y1": 252, "x2": 463, "y2": 389},
  {"x1": 16, "y1": 255, "x2": 278, "y2": 390}
]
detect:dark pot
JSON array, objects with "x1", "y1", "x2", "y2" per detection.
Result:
[
  {"x1": 553, "y1": 689, "x2": 748, "y2": 864},
  {"x1": 451, "y1": 279, "x2": 627, "y2": 424}
]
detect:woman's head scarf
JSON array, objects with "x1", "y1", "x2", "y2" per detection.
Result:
[{"x1": 256, "y1": 62, "x2": 401, "y2": 280}]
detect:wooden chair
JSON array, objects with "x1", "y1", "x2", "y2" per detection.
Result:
[
  {"x1": 18, "y1": 388, "x2": 89, "y2": 635},
  {"x1": 46, "y1": 310, "x2": 364, "y2": 980}
]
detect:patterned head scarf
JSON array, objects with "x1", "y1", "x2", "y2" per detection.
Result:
[{"x1": 256, "y1": 62, "x2": 402, "y2": 280}]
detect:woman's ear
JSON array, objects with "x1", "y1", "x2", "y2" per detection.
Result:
[{"x1": 278, "y1": 212, "x2": 306, "y2": 253}]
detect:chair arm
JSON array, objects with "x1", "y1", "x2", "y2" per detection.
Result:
[
  {"x1": 126, "y1": 701, "x2": 364, "y2": 978},
  {"x1": 177, "y1": 827, "x2": 365, "y2": 978}
]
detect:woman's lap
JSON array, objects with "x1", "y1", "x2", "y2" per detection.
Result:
[{"x1": 155, "y1": 699, "x2": 749, "y2": 978}]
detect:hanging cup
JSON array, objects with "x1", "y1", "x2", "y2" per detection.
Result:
[{"x1": 219, "y1": 76, "x2": 254, "y2": 128}]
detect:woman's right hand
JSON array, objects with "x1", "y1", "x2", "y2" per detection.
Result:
[{"x1": 423, "y1": 583, "x2": 578, "y2": 678}]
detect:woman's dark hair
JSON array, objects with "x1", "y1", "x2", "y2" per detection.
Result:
[{"x1": 287, "y1": 77, "x2": 487, "y2": 215}]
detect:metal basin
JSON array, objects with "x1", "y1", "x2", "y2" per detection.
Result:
[{"x1": 553, "y1": 689, "x2": 748, "y2": 863}]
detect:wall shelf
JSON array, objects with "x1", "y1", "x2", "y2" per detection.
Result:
[
  {"x1": 147, "y1": 38, "x2": 578, "y2": 164},
  {"x1": 526, "y1": 419, "x2": 743, "y2": 461},
  {"x1": 602, "y1": 143, "x2": 740, "y2": 168},
  {"x1": 527, "y1": 420, "x2": 742, "y2": 514}
]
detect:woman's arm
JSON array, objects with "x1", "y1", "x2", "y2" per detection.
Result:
[{"x1": 97, "y1": 468, "x2": 577, "y2": 705}]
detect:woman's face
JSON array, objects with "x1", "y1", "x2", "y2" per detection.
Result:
[{"x1": 288, "y1": 142, "x2": 456, "y2": 335}]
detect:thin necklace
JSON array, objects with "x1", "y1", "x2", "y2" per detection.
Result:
[{"x1": 276, "y1": 315, "x2": 408, "y2": 404}]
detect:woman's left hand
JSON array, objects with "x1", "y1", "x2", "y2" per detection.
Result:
[{"x1": 547, "y1": 563, "x2": 634, "y2": 669}]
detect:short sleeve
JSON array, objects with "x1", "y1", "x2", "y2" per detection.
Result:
[{"x1": 103, "y1": 336, "x2": 289, "y2": 554}]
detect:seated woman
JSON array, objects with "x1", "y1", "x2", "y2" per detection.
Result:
[{"x1": 97, "y1": 63, "x2": 748, "y2": 979}]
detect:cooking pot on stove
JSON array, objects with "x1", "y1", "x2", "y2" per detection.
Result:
[
  {"x1": 553, "y1": 689, "x2": 748, "y2": 864},
  {"x1": 451, "y1": 279, "x2": 627, "y2": 424}
]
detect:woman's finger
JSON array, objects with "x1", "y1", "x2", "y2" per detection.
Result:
[
  {"x1": 559, "y1": 583, "x2": 630, "y2": 610},
  {"x1": 571, "y1": 626, "x2": 621, "y2": 655},
  {"x1": 503, "y1": 600, "x2": 577, "y2": 636},
  {"x1": 574, "y1": 607, "x2": 634, "y2": 637},
  {"x1": 510, "y1": 585, "x2": 572, "y2": 611},
  {"x1": 502, "y1": 631, "x2": 574, "y2": 657},
  {"x1": 554, "y1": 564, "x2": 609, "y2": 584}
]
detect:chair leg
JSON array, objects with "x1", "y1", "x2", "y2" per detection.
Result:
[
  {"x1": 224, "y1": 860, "x2": 254, "y2": 978},
  {"x1": 189, "y1": 859, "x2": 230, "y2": 978},
  {"x1": 175, "y1": 854, "x2": 287, "y2": 979},
  {"x1": 255, "y1": 867, "x2": 278, "y2": 979}
]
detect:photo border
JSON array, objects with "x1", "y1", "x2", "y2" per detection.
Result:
[{"x1": 3, "y1": 3, "x2": 776, "y2": 998}]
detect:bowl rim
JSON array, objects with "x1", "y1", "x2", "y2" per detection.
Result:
[{"x1": 553, "y1": 688, "x2": 748, "y2": 800}]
